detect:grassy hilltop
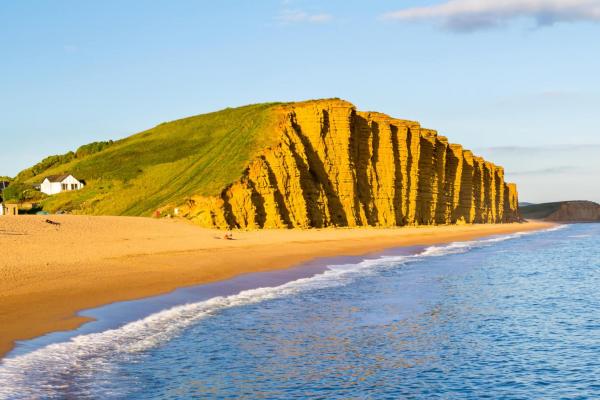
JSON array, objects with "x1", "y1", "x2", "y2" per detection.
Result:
[{"x1": 10, "y1": 103, "x2": 282, "y2": 215}]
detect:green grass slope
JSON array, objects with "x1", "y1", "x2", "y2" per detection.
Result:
[{"x1": 13, "y1": 102, "x2": 282, "y2": 215}]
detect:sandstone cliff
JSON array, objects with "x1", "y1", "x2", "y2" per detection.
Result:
[{"x1": 180, "y1": 99, "x2": 520, "y2": 228}]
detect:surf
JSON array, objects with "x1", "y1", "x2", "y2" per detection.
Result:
[{"x1": 0, "y1": 226, "x2": 563, "y2": 399}]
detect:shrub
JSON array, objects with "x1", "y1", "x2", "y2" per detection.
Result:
[
  {"x1": 75, "y1": 140, "x2": 114, "y2": 158},
  {"x1": 2, "y1": 183, "x2": 43, "y2": 202},
  {"x1": 16, "y1": 152, "x2": 76, "y2": 181}
]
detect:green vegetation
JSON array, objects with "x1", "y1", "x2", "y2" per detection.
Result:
[
  {"x1": 15, "y1": 140, "x2": 115, "y2": 181},
  {"x1": 2, "y1": 182, "x2": 45, "y2": 202},
  {"x1": 75, "y1": 140, "x2": 114, "y2": 158},
  {"x1": 16, "y1": 153, "x2": 76, "y2": 181},
  {"x1": 12, "y1": 102, "x2": 282, "y2": 215}
]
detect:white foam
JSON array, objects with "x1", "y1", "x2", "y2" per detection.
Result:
[
  {"x1": 545, "y1": 224, "x2": 568, "y2": 232},
  {"x1": 419, "y1": 227, "x2": 558, "y2": 257},
  {"x1": 0, "y1": 257, "x2": 403, "y2": 398},
  {"x1": 0, "y1": 225, "x2": 562, "y2": 398}
]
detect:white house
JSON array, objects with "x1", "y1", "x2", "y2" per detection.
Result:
[{"x1": 41, "y1": 174, "x2": 85, "y2": 195}]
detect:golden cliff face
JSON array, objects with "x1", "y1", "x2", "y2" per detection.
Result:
[{"x1": 181, "y1": 99, "x2": 520, "y2": 228}]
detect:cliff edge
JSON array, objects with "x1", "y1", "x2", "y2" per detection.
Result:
[
  {"x1": 180, "y1": 99, "x2": 520, "y2": 228},
  {"x1": 11, "y1": 99, "x2": 520, "y2": 228}
]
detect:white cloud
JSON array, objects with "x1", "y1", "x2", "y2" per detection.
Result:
[
  {"x1": 382, "y1": 0, "x2": 600, "y2": 32},
  {"x1": 277, "y1": 9, "x2": 332, "y2": 24}
]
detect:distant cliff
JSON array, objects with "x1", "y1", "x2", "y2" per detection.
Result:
[
  {"x1": 12, "y1": 99, "x2": 519, "y2": 228},
  {"x1": 520, "y1": 201, "x2": 600, "y2": 222},
  {"x1": 181, "y1": 99, "x2": 520, "y2": 228}
]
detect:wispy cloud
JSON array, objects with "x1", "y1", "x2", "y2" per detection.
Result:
[
  {"x1": 477, "y1": 144, "x2": 600, "y2": 153},
  {"x1": 382, "y1": 0, "x2": 600, "y2": 32},
  {"x1": 276, "y1": 9, "x2": 332, "y2": 24},
  {"x1": 509, "y1": 165, "x2": 580, "y2": 175}
]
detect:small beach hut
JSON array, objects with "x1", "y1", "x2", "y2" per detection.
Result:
[{"x1": 0, "y1": 203, "x2": 19, "y2": 216}]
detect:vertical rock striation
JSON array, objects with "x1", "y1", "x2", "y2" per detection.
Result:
[{"x1": 182, "y1": 99, "x2": 520, "y2": 228}]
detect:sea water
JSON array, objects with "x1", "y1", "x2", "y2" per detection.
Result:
[{"x1": 1, "y1": 224, "x2": 599, "y2": 399}]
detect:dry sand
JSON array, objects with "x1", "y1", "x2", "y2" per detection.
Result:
[{"x1": 0, "y1": 215, "x2": 554, "y2": 358}]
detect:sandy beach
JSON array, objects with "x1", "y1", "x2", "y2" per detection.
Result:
[{"x1": 0, "y1": 215, "x2": 554, "y2": 358}]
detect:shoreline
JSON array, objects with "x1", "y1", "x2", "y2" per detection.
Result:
[
  {"x1": 0, "y1": 215, "x2": 555, "y2": 359},
  {"x1": 7, "y1": 252, "x2": 370, "y2": 359}
]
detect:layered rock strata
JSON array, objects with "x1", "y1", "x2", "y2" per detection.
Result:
[{"x1": 182, "y1": 99, "x2": 520, "y2": 228}]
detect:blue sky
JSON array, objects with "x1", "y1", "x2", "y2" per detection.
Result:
[{"x1": 2, "y1": 0, "x2": 599, "y2": 202}]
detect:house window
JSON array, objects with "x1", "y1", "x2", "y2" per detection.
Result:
[
  {"x1": 62, "y1": 183, "x2": 68, "y2": 191},
  {"x1": 71, "y1": 184, "x2": 78, "y2": 190}
]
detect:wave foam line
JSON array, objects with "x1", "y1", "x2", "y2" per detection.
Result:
[{"x1": 0, "y1": 226, "x2": 562, "y2": 399}]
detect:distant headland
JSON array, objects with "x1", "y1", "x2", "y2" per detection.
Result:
[{"x1": 520, "y1": 201, "x2": 600, "y2": 222}]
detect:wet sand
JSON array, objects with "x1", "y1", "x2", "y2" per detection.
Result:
[{"x1": 0, "y1": 215, "x2": 554, "y2": 358}]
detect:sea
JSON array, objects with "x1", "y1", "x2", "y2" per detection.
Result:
[{"x1": 1, "y1": 223, "x2": 599, "y2": 399}]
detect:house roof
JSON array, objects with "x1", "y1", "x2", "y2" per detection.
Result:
[{"x1": 45, "y1": 174, "x2": 73, "y2": 183}]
